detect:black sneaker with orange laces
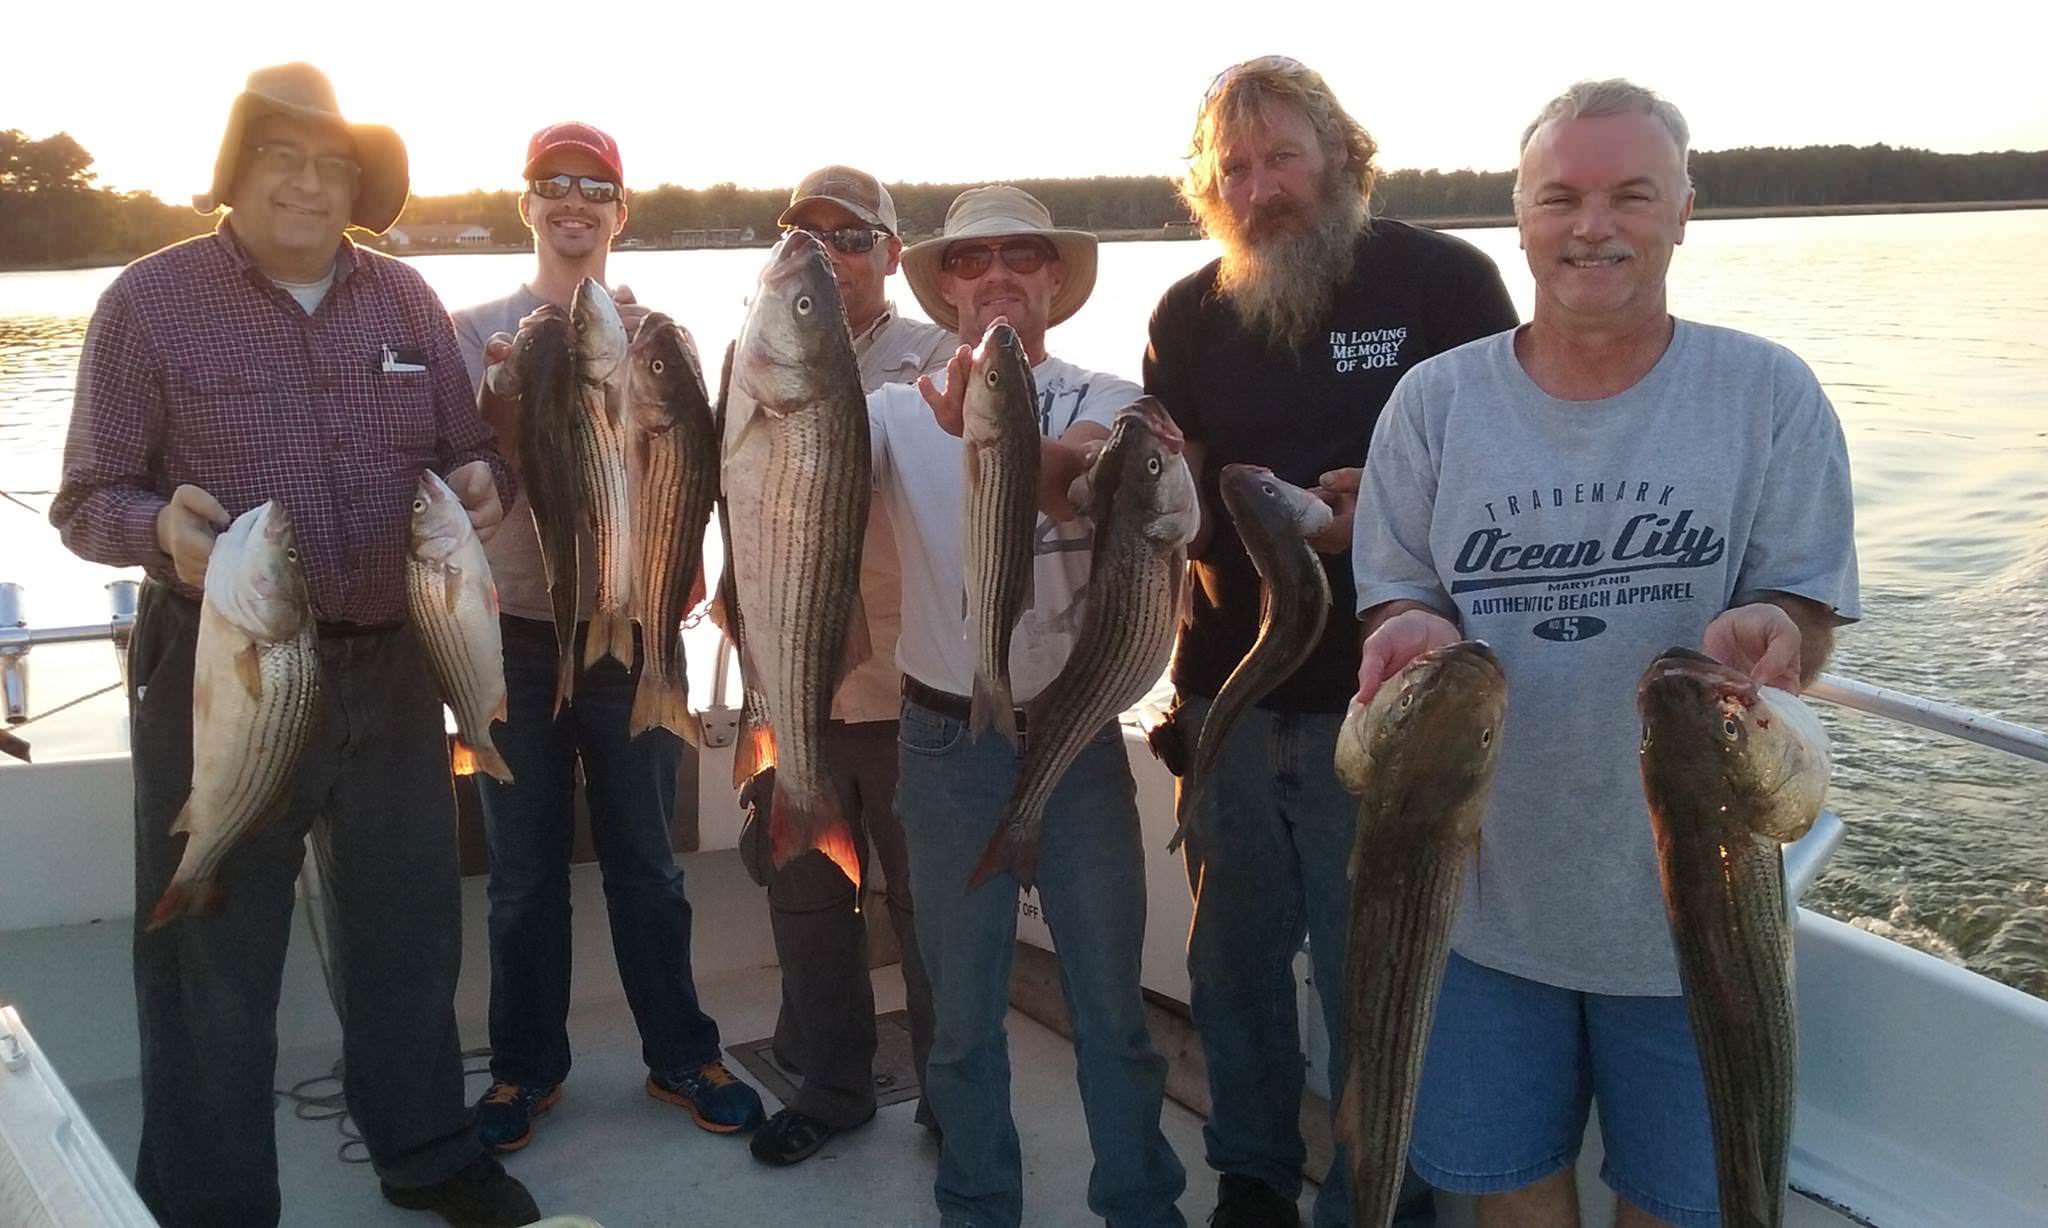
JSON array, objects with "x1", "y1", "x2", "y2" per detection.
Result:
[
  {"x1": 471, "y1": 1080, "x2": 562, "y2": 1153},
  {"x1": 645, "y1": 1058, "x2": 766, "y2": 1133}
]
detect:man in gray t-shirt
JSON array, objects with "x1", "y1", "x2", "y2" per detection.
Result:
[{"x1": 1352, "y1": 82, "x2": 1858, "y2": 1228}]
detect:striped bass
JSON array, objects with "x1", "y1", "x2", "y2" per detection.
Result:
[
  {"x1": 148, "y1": 501, "x2": 321, "y2": 930},
  {"x1": 1332, "y1": 639, "x2": 1505, "y2": 1228},
  {"x1": 1638, "y1": 647, "x2": 1829, "y2": 1228},
  {"x1": 512, "y1": 305, "x2": 584, "y2": 714},
  {"x1": 970, "y1": 397, "x2": 1196, "y2": 890},
  {"x1": 1166, "y1": 464, "x2": 1332, "y2": 852},
  {"x1": 961, "y1": 319, "x2": 1040, "y2": 747},
  {"x1": 405, "y1": 468, "x2": 510, "y2": 783},
  {"x1": 626, "y1": 313, "x2": 720, "y2": 742},
  {"x1": 722, "y1": 233, "x2": 871, "y2": 888},
  {"x1": 572, "y1": 277, "x2": 636, "y2": 672}
]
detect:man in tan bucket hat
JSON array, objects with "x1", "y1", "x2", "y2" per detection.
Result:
[
  {"x1": 52, "y1": 62, "x2": 541, "y2": 1228},
  {"x1": 867, "y1": 184, "x2": 1188, "y2": 1226}
]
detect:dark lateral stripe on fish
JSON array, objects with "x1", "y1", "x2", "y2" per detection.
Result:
[{"x1": 186, "y1": 632, "x2": 319, "y2": 884}]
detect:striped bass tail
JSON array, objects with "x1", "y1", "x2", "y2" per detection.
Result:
[
  {"x1": 552, "y1": 643, "x2": 576, "y2": 718},
  {"x1": 968, "y1": 802, "x2": 1039, "y2": 891},
  {"x1": 970, "y1": 670, "x2": 1019, "y2": 746},
  {"x1": 584, "y1": 609, "x2": 636, "y2": 670},
  {"x1": 452, "y1": 737, "x2": 514, "y2": 783},
  {"x1": 768, "y1": 780, "x2": 860, "y2": 890},
  {"x1": 1166, "y1": 779, "x2": 1202, "y2": 854},
  {"x1": 630, "y1": 670, "x2": 699, "y2": 744}
]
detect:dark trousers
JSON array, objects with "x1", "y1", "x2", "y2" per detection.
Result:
[
  {"x1": 127, "y1": 583, "x2": 479, "y2": 1228},
  {"x1": 742, "y1": 719, "x2": 934, "y2": 1128},
  {"x1": 474, "y1": 614, "x2": 721, "y2": 1086}
]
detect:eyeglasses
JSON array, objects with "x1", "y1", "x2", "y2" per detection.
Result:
[
  {"x1": 786, "y1": 224, "x2": 887, "y2": 255},
  {"x1": 530, "y1": 174, "x2": 620, "y2": 204},
  {"x1": 248, "y1": 143, "x2": 360, "y2": 189},
  {"x1": 940, "y1": 239, "x2": 1056, "y2": 280}
]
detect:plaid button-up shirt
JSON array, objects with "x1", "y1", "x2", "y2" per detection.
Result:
[{"x1": 51, "y1": 222, "x2": 513, "y2": 625}]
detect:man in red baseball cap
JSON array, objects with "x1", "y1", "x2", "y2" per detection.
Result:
[{"x1": 450, "y1": 121, "x2": 766, "y2": 1156}]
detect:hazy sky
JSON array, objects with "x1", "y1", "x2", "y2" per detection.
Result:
[{"x1": 9, "y1": 0, "x2": 2046, "y2": 201}]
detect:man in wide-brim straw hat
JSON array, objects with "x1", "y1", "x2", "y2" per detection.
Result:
[
  {"x1": 867, "y1": 183, "x2": 1189, "y2": 1226},
  {"x1": 51, "y1": 62, "x2": 542, "y2": 1228}
]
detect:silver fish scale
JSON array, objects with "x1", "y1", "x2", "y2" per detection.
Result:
[
  {"x1": 575, "y1": 386, "x2": 634, "y2": 627},
  {"x1": 406, "y1": 557, "x2": 499, "y2": 754},
  {"x1": 177, "y1": 615, "x2": 320, "y2": 886},
  {"x1": 735, "y1": 391, "x2": 870, "y2": 824},
  {"x1": 999, "y1": 523, "x2": 1184, "y2": 876},
  {"x1": 963, "y1": 414, "x2": 1039, "y2": 732}
]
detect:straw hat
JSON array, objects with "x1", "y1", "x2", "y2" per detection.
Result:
[
  {"x1": 900, "y1": 186, "x2": 1098, "y2": 335},
  {"x1": 195, "y1": 62, "x2": 409, "y2": 235}
]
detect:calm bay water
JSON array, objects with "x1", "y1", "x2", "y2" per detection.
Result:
[{"x1": 2, "y1": 211, "x2": 2044, "y2": 996}]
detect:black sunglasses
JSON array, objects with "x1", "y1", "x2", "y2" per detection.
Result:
[
  {"x1": 940, "y1": 239, "x2": 1055, "y2": 279},
  {"x1": 530, "y1": 174, "x2": 620, "y2": 204},
  {"x1": 785, "y1": 223, "x2": 889, "y2": 254}
]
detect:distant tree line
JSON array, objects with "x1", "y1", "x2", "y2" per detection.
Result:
[{"x1": 4, "y1": 127, "x2": 2045, "y2": 270}]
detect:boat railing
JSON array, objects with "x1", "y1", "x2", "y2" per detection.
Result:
[{"x1": 0, "y1": 580, "x2": 138, "y2": 760}]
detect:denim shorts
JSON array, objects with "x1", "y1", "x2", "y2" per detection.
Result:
[{"x1": 1407, "y1": 952, "x2": 1722, "y2": 1227}]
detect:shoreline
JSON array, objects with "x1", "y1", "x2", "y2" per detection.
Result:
[{"x1": 4, "y1": 199, "x2": 2043, "y2": 271}]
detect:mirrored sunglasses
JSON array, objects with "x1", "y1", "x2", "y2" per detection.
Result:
[
  {"x1": 530, "y1": 174, "x2": 620, "y2": 204},
  {"x1": 788, "y1": 224, "x2": 886, "y2": 254}
]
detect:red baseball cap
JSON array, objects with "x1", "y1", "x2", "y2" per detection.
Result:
[{"x1": 523, "y1": 121, "x2": 624, "y2": 186}]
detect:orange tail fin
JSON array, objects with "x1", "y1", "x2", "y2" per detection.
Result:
[
  {"x1": 146, "y1": 878, "x2": 227, "y2": 932},
  {"x1": 967, "y1": 811, "x2": 1038, "y2": 892},
  {"x1": 767, "y1": 780, "x2": 861, "y2": 891}
]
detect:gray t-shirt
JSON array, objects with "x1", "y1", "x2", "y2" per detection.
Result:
[
  {"x1": 1352, "y1": 320, "x2": 1861, "y2": 995},
  {"x1": 452, "y1": 286, "x2": 598, "y2": 623}
]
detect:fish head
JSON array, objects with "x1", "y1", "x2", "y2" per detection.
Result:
[
  {"x1": 570, "y1": 277, "x2": 629, "y2": 385},
  {"x1": 1219, "y1": 464, "x2": 1334, "y2": 542},
  {"x1": 962, "y1": 320, "x2": 1034, "y2": 444},
  {"x1": 1105, "y1": 398, "x2": 1198, "y2": 550},
  {"x1": 1637, "y1": 647, "x2": 1829, "y2": 842},
  {"x1": 1343, "y1": 640, "x2": 1506, "y2": 839},
  {"x1": 627, "y1": 313, "x2": 710, "y2": 431},
  {"x1": 514, "y1": 306, "x2": 575, "y2": 389},
  {"x1": 734, "y1": 231, "x2": 852, "y2": 413},
  {"x1": 407, "y1": 469, "x2": 474, "y2": 566},
  {"x1": 205, "y1": 500, "x2": 312, "y2": 642}
]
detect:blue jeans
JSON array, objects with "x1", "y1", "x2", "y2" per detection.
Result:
[
  {"x1": 1410, "y1": 953, "x2": 1719, "y2": 1227},
  {"x1": 896, "y1": 697, "x2": 1186, "y2": 1228},
  {"x1": 476, "y1": 615, "x2": 721, "y2": 1085},
  {"x1": 1178, "y1": 692, "x2": 1434, "y2": 1228}
]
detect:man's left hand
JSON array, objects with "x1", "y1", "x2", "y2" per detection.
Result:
[
  {"x1": 1306, "y1": 466, "x2": 1361, "y2": 554},
  {"x1": 447, "y1": 460, "x2": 505, "y2": 544},
  {"x1": 1703, "y1": 602, "x2": 1804, "y2": 692}
]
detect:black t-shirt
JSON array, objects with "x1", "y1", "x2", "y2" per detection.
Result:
[{"x1": 1143, "y1": 218, "x2": 1519, "y2": 712}]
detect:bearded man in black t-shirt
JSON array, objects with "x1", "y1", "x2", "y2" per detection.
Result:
[{"x1": 1142, "y1": 56, "x2": 1518, "y2": 1228}]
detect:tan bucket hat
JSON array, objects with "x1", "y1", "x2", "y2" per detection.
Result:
[
  {"x1": 901, "y1": 186, "x2": 1098, "y2": 335},
  {"x1": 195, "y1": 62, "x2": 409, "y2": 235}
]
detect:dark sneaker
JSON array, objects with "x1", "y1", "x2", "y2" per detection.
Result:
[
  {"x1": 381, "y1": 1155, "x2": 540, "y2": 1227},
  {"x1": 1209, "y1": 1173, "x2": 1300, "y2": 1228},
  {"x1": 646, "y1": 1058, "x2": 766, "y2": 1133},
  {"x1": 472, "y1": 1081, "x2": 562, "y2": 1153},
  {"x1": 747, "y1": 1106, "x2": 872, "y2": 1166}
]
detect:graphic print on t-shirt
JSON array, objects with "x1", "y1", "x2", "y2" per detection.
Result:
[
  {"x1": 1328, "y1": 325, "x2": 1411, "y2": 375},
  {"x1": 1451, "y1": 476, "x2": 1727, "y2": 640}
]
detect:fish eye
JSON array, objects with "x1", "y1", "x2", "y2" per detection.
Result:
[
  {"x1": 284, "y1": 547, "x2": 299, "y2": 563},
  {"x1": 1480, "y1": 728, "x2": 1493, "y2": 746},
  {"x1": 1261, "y1": 482, "x2": 1276, "y2": 497},
  {"x1": 985, "y1": 368, "x2": 1000, "y2": 387},
  {"x1": 411, "y1": 497, "x2": 426, "y2": 514},
  {"x1": 1722, "y1": 717, "x2": 1740, "y2": 739},
  {"x1": 650, "y1": 359, "x2": 666, "y2": 375},
  {"x1": 795, "y1": 294, "x2": 814, "y2": 315},
  {"x1": 1146, "y1": 456, "x2": 1162, "y2": 476},
  {"x1": 1400, "y1": 689, "x2": 1414, "y2": 709}
]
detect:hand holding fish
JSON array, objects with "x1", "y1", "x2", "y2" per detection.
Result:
[
  {"x1": 918, "y1": 342, "x2": 975, "y2": 437},
  {"x1": 154, "y1": 483, "x2": 230, "y2": 587},
  {"x1": 612, "y1": 284, "x2": 653, "y2": 338},
  {"x1": 1357, "y1": 603, "x2": 1462, "y2": 704},
  {"x1": 1703, "y1": 601, "x2": 1804, "y2": 692},
  {"x1": 445, "y1": 460, "x2": 505, "y2": 544},
  {"x1": 1306, "y1": 466, "x2": 1360, "y2": 554}
]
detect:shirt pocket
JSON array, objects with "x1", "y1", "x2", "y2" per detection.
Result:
[
  {"x1": 356, "y1": 357, "x2": 439, "y2": 460},
  {"x1": 169, "y1": 362, "x2": 286, "y2": 442}
]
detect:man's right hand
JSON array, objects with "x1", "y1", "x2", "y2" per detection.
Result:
[
  {"x1": 1357, "y1": 606, "x2": 1462, "y2": 704},
  {"x1": 479, "y1": 331, "x2": 522, "y2": 476},
  {"x1": 155, "y1": 484, "x2": 229, "y2": 588}
]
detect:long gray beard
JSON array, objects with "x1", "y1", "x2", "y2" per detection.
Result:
[{"x1": 1215, "y1": 193, "x2": 1368, "y2": 354}]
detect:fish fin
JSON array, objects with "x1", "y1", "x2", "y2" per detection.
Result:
[
  {"x1": 768, "y1": 780, "x2": 861, "y2": 891},
  {"x1": 552, "y1": 642, "x2": 576, "y2": 718},
  {"x1": 450, "y1": 739, "x2": 478, "y2": 777},
  {"x1": 677, "y1": 704, "x2": 705, "y2": 749},
  {"x1": 1042, "y1": 585, "x2": 1088, "y2": 638},
  {"x1": 1165, "y1": 782, "x2": 1199, "y2": 854},
  {"x1": 836, "y1": 592, "x2": 873, "y2": 690},
  {"x1": 970, "y1": 670, "x2": 1019, "y2": 747},
  {"x1": 234, "y1": 642, "x2": 264, "y2": 702},
  {"x1": 471, "y1": 738, "x2": 514, "y2": 784},
  {"x1": 583, "y1": 609, "x2": 636, "y2": 670},
  {"x1": 146, "y1": 877, "x2": 226, "y2": 932},
  {"x1": 968, "y1": 811, "x2": 1037, "y2": 891},
  {"x1": 441, "y1": 566, "x2": 461, "y2": 617},
  {"x1": 732, "y1": 715, "x2": 776, "y2": 791},
  {"x1": 629, "y1": 672, "x2": 694, "y2": 742},
  {"x1": 170, "y1": 799, "x2": 194, "y2": 836}
]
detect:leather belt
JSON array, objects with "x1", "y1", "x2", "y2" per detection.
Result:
[{"x1": 901, "y1": 675, "x2": 1028, "y2": 738}]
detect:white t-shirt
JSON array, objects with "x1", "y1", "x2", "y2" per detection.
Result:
[{"x1": 868, "y1": 356, "x2": 1141, "y2": 702}]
